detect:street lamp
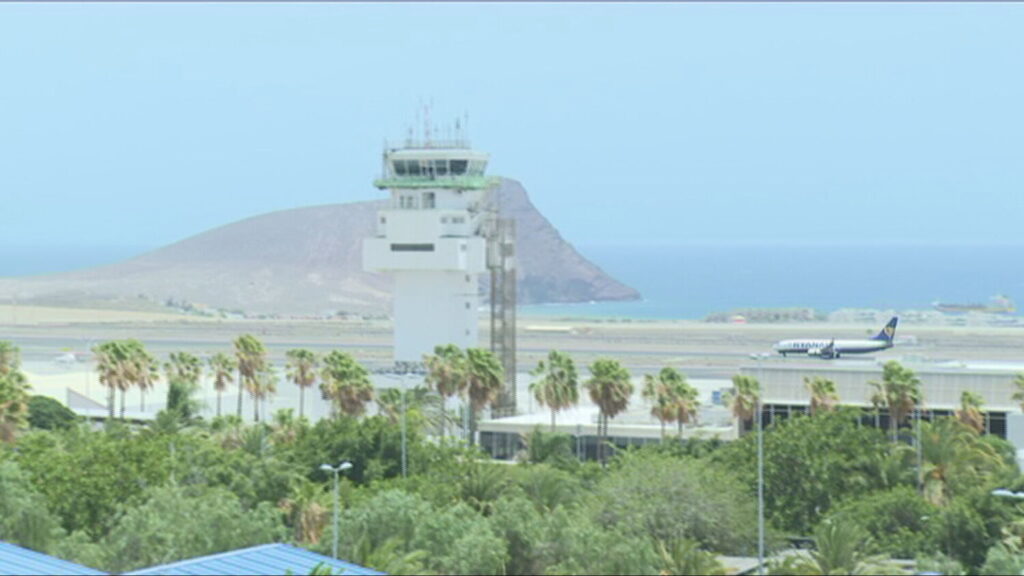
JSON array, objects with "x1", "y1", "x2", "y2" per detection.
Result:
[
  {"x1": 757, "y1": 396, "x2": 765, "y2": 575},
  {"x1": 992, "y1": 488, "x2": 1024, "y2": 500},
  {"x1": 320, "y1": 460, "x2": 353, "y2": 559},
  {"x1": 384, "y1": 370, "x2": 417, "y2": 479},
  {"x1": 749, "y1": 353, "x2": 766, "y2": 576}
]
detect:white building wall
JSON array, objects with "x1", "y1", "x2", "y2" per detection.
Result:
[
  {"x1": 393, "y1": 271, "x2": 479, "y2": 363},
  {"x1": 362, "y1": 152, "x2": 493, "y2": 365},
  {"x1": 742, "y1": 361, "x2": 1022, "y2": 411}
]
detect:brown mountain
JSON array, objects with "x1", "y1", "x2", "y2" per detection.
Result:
[{"x1": 0, "y1": 178, "x2": 639, "y2": 315}]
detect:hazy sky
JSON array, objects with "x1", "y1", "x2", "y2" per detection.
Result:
[{"x1": 2, "y1": 3, "x2": 1023, "y2": 250}]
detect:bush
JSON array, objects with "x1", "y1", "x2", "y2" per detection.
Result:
[
  {"x1": 591, "y1": 451, "x2": 762, "y2": 555},
  {"x1": 27, "y1": 395, "x2": 78, "y2": 431},
  {"x1": 825, "y1": 486, "x2": 937, "y2": 558},
  {"x1": 99, "y1": 483, "x2": 286, "y2": 572}
]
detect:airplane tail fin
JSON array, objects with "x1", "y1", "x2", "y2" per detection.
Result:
[{"x1": 872, "y1": 317, "x2": 898, "y2": 342}]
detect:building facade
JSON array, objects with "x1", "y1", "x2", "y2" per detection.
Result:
[{"x1": 363, "y1": 142, "x2": 499, "y2": 364}]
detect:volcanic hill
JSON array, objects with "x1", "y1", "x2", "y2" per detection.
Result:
[{"x1": 0, "y1": 179, "x2": 639, "y2": 316}]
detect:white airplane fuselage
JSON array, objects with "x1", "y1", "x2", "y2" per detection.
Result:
[{"x1": 772, "y1": 338, "x2": 892, "y2": 357}]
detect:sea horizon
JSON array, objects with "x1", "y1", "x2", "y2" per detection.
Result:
[{"x1": 2, "y1": 242, "x2": 1021, "y2": 321}]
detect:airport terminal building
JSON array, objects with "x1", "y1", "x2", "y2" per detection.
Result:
[
  {"x1": 740, "y1": 358, "x2": 1024, "y2": 446},
  {"x1": 478, "y1": 357, "x2": 1024, "y2": 461}
]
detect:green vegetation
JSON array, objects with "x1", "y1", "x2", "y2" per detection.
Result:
[
  {"x1": 2, "y1": 340, "x2": 1024, "y2": 575},
  {"x1": 26, "y1": 395, "x2": 78, "y2": 431},
  {"x1": 585, "y1": 358, "x2": 633, "y2": 464},
  {"x1": 642, "y1": 366, "x2": 698, "y2": 439},
  {"x1": 529, "y1": 350, "x2": 580, "y2": 431}
]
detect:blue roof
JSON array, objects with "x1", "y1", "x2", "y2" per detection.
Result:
[
  {"x1": 0, "y1": 541, "x2": 107, "y2": 575},
  {"x1": 124, "y1": 543, "x2": 386, "y2": 576}
]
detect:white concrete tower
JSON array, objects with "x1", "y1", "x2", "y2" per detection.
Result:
[{"x1": 363, "y1": 135, "x2": 499, "y2": 364}]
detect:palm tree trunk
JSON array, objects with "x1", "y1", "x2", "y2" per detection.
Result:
[
  {"x1": 440, "y1": 404, "x2": 446, "y2": 439},
  {"x1": 237, "y1": 376, "x2": 244, "y2": 419},
  {"x1": 120, "y1": 388, "x2": 126, "y2": 419},
  {"x1": 108, "y1": 385, "x2": 115, "y2": 419},
  {"x1": 598, "y1": 412, "x2": 606, "y2": 461},
  {"x1": 254, "y1": 394, "x2": 260, "y2": 422},
  {"x1": 660, "y1": 420, "x2": 665, "y2": 441},
  {"x1": 140, "y1": 388, "x2": 145, "y2": 412},
  {"x1": 469, "y1": 406, "x2": 477, "y2": 446},
  {"x1": 551, "y1": 409, "x2": 556, "y2": 432},
  {"x1": 299, "y1": 385, "x2": 305, "y2": 420},
  {"x1": 217, "y1": 391, "x2": 222, "y2": 418}
]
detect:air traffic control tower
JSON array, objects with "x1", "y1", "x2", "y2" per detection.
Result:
[{"x1": 363, "y1": 126, "x2": 518, "y2": 415}]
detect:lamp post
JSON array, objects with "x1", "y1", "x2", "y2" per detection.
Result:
[
  {"x1": 385, "y1": 370, "x2": 414, "y2": 479},
  {"x1": 916, "y1": 406, "x2": 923, "y2": 495},
  {"x1": 992, "y1": 488, "x2": 1024, "y2": 500},
  {"x1": 757, "y1": 387, "x2": 765, "y2": 569},
  {"x1": 749, "y1": 353, "x2": 766, "y2": 576},
  {"x1": 402, "y1": 376, "x2": 408, "y2": 478},
  {"x1": 320, "y1": 460, "x2": 353, "y2": 559}
]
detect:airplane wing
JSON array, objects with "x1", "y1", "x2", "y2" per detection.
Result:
[{"x1": 821, "y1": 339, "x2": 837, "y2": 359}]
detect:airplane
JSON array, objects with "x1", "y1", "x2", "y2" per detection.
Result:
[
  {"x1": 772, "y1": 317, "x2": 898, "y2": 359},
  {"x1": 54, "y1": 352, "x2": 81, "y2": 365}
]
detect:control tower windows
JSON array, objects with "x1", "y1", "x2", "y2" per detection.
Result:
[
  {"x1": 424, "y1": 192, "x2": 436, "y2": 209},
  {"x1": 399, "y1": 194, "x2": 419, "y2": 209},
  {"x1": 391, "y1": 160, "x2": 422, "y2": 177},
  {"x1": 450, "y1": 159, "x2": 468, "y2": 175}
]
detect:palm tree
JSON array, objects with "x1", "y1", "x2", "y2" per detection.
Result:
[
  {"x1": 956, "y1": 390, "x2": 985, "y2": 434},
  {"x1": 207, "y1": 352, "x2": 236, "y2": 418},
  {"x1": 1012, "y1": 374, "x2": 1024, "y2": 413},
  {"x1": 530, "y1": 350, "x2": 580, "y2": 432},
  {"x1": 0, "y1": 342, "x2": 28, "y2": 442},
  {"x1": 271, "y1": 408, "x2": 304, "y2": 445},
  {"x1": 642, "y1": 367, "x2": 680, "y2": 440},
  {"x1": 869, "y1": 360, "x2": 922, "y2": 442},
  {"x1": 728, "y1": 374, "x2": 760, "y2": 435},
  {"x1": 585, "y1": 358, "x2": 633, "y2": 464},
  {"x1": 162, "y1": 351, "x2": 201, "y2": 413},
  {"x1": 424, "y1": 344, "x2": 467, "y2": 438},
  {"x1": 376, "y1": 386, "x2": 450, "y2": 435},
  {"x1": 320, "y1": 351, "x2": 374, "y2": 418},
  {"x1": 285, "y1": 349, "x2": 318, "y2": 420},
  {"x1": 805, "y1": 376, "x2": 839, "y2": 415},
  {"x1": 769, "y1": 518, "x2": 897, "y2": 575},
  {"x1": 0, "y1": 369, "x2": 30, "y2": 444},
  {"x1": 0, "y1": 341, "x2": 20, "y2": 376},
  {"x1": 464, "y1": 347, "x2": 503, "y2": 446},
  {"x1": 655, "y1": 539, "x2": 727, "y2": 576},
  {"x1": 279, "y1": 478, "x2": 328, "y2": 545},
  {"x1": 234, "y1": 334, "x2": 267, "y2": 420},
  {"x1": 165, "y1": 351, "x2": 202, "y2": 384},
  {"x1": 920, "y1": 416, "x2": 1006, "y2": 506},
  {"x1": 672, "y1": 375, "x2": 700, "y2": 437},
  {"x1": 93, "y1": 340, "x2": 131, "y2": 419},
  {"x1": 128, "y1": 343, "x2": 159, "y2": 414},
  {"x1": 250, "y1": 366, "x2": 277, "y2": 422}
]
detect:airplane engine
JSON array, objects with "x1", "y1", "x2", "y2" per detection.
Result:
[{"x1": 808, "y1": 347, "x2": 836, "y2": 359}]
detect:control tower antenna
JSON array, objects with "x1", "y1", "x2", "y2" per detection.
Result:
[{"x1": 423, "y1": 102, "x2": 432, "y2": 146}]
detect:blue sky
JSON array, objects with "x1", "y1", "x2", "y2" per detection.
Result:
[{"x1": 2, "y1": 3, "x2": 1022, "y2": 251}]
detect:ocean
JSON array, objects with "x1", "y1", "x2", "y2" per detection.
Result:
[
  {"x1": 521, "y1": 244, "x2": 1024, "y2": 320},
  {"x1": 2, "y1": 243, "x2": 1022, "y2": 320},
  {"x1": 0, "y1": 246, "x2": 151, "y2": 278}
]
